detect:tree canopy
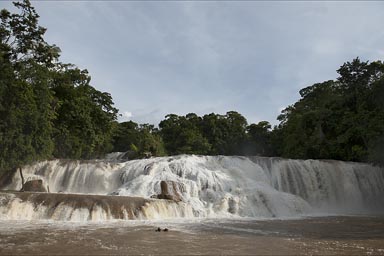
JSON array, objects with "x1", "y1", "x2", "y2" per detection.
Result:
[
  {"x1": 112, "y1": 121, "x2": 165, "y2": 158},
  {"x1": 275, "y1": 58, "x2": 384, "y2": 164},
  {"x1": 158, "y1": 111, "x2": 273, "y2": 156},
  {"x1": 0, "y1": 0, "x2": 118, "y2": 177}
]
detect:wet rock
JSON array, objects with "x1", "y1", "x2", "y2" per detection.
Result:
[
  {"x1": 160, "y1": 180, "x2": 168, "y2": 194},
  {"x1": 20, "y1": 179, "x2": 47, "y2": 192},
  {"x1": 156, "y1": 194, "x2": 179, "y2": 201},
  {"x1": 1, "y1": 191, "x2": 152, "y2": 220},
  {"x1": 163, "y1": 228, "x2": 168, "y2": 232},
  {"x1": 156, "y1": 181, "x2": 182, "y2": 202}
]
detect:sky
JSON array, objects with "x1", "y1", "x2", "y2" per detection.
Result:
[{"x1": 2, "y1": 1, "x2": 384, "y2": 126}]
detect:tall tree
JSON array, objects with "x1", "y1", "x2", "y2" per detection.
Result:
[
  {"x1": 0, "y1": 0, "x2": 119, "y2": 180},
  {"x1": 159, "y1": 113, "x2": 211, "y2": 155},
  {"x1": 245, "y1": 121, "x2": 273, "y2": 156},
  {"x1": 51, "y1": 67, "x2": 118, "y2": 159},
  {"x1": 0, "y1": 0, "x2": 57, "y2": 176},
  {"x1": 276, "y1": 58, "x2": 384, "y2": 164},
  {"x1": 111, "y1": 121, "x2": 165, "y2": 158}
]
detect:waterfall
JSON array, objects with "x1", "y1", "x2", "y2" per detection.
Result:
[
  {"x1": 4, "y1": 159, "x2": 123, "y2": 194},
  {"x1": 0, "y1": 192, "x2": 193, "y2": 221},
  {"x1": 1, "y1": 155, "x2": 383, "y2": 221}
]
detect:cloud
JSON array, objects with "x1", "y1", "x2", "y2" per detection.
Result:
[
  {"x1": 4, "y1": 1, "x2": 384, "y2": 126},
  {"x1": 119, "y1": 111, "x2": 133, "y2": 122}
]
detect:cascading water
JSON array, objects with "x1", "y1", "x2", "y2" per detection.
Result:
[{"x1": 1, "y1": 155, "x2": 383, "y2": 221}]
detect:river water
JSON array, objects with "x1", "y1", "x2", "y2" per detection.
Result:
[{"x1": 1, "y1": 216, "x2": 384, "y2": 255}]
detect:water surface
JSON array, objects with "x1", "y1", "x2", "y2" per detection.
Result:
[{"x1": 1, "y1": 216, "x2": 383, "y2": 255}]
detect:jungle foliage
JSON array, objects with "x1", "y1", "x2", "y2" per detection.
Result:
[
  {"x1": 149, "y1": 58, "x2": 384, "y2": 165},
  {"x1": 0, "y1": 1, "x2": 118, "y2": 176},
  {"x1": 275, "y1": 58, "x2": 384, "y2": 164}
]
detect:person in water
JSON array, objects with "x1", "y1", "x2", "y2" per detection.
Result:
[{"x1": 155, "y1": 227, "x2": 169, "y2": 232}]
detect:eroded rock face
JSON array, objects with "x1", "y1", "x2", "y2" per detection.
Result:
[
  {"x1": 156, "y1": 181, "x2": 182, "y2": 202},
  {"x1": 0, "y1": 191, "x2": 157, "y2": 220},
  {"x1": 20, "y1": 179, "x2": 47, "y2": 192}
]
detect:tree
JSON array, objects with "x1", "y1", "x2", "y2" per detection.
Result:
[
  {"x1": 112, "y1": 121, "x2": 140, "y2": 152},
  {"x1": 245, "y1": 121, "x2": 273, "y2": 156},
  {"x1": 0, "y1": 1, "x2": 56, "y2": 176},
  {"x1": 159, "y1": 113, "x2": 211, "y2": 155},
  {"x1": 51, "y1": 67, "x2": 118, "y2": 159},
  {"x1": 224, "y1": 111, "x2": 248, "y2": 154},
  {"x1": 159, "y1": 111, "x2": 249, "y2": 156},
  {"x1": 276, "y1": 58, "x2": 384, "y2": 164},
  {"x1": 136, "y1": 124, "x2": 166, "y2": 157},
  {"x1": 0, "y1": 0, "x2": 119, "y2": 180},
  {"x1": 201, "y1": 113, "x2": 227, "y2": 154},
  {"x1": 111, "y1": 121, "x2": 165, "y2": 159},
  {"x1": 0, "y1": 1, "x2": 60, "y2": 67}
]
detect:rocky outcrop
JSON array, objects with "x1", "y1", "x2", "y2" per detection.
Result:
[
  {"x1": 156, "y1": 181, "x2": 182, "y2": 202},
  {"x1": 20, "y1": 179, "x2": 47, "y2": 192},
  {"x1": 0, "y1": 191, "x2": 152, "y2": 220}
]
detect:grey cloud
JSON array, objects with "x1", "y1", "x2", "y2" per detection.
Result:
[{"x1": 4, "y1": 1, "x2": 384, "y2": 125}]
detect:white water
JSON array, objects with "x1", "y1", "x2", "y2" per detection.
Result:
[
  {"x1": 1, "y1": 155, "x2": 384, "y2": 221},
  {"x1": 0, "y1": 194, "x2": 108, "y2": 221}
]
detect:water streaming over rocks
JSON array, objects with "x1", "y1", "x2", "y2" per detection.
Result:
[{"x1": 1, "y1": 155, "x2": 383, "y2": 221}]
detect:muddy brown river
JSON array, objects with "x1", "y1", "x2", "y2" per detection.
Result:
[{"x1": 1, "y1": 216, "x2": 384, "y2": 255}]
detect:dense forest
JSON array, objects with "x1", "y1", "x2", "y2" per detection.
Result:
[
  {"x1": 0, "y1": 1, "x2": 118, "y2": 178},
  {"x1": 1, "y1": 1, "x2": 384, "y2": 179}
]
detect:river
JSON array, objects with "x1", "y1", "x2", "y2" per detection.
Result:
[{"x1": 1, "y1": 216, "x2": 383, "y2": 255}]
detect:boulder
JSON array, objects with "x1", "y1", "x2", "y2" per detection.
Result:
[
  {"x1": 160, "y1": 180, "x2": 169, "y2": 194},
  {"x1": 20, "y1": 179, "x2": 47, "y2": 192},
  {"x1": 156, "y1": 181, "x2": 182, "y2": 202}
]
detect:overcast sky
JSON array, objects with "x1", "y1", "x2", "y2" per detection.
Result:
[{"x1": 3, "y1": 1, "x2": 384, "y2": 125}]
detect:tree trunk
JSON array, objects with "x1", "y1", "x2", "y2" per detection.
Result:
[{"x1": 19, "y1": 167, "x2": 25, "y2": 190}]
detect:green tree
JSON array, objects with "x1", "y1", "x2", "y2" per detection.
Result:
[
  {"x1": 112, "y1": 121, "x2": 140, "y2": 153},
  {"x1": 136, "y1": 124, "x2": 166, "y2": 157},
  {"x1": 276, "y1": 58, "x2": 384, "y2": 164},
  {"x1": 159, "y1": 111, "x2": 249, "y2": 156},
  {"x1": 51, "y1": 67, "x2": 118, "y2": 159},
  {"x1": 0, "y1": 1, "x2": 57, "y2": 177},
  {"x1": 245, "y1": 121, "x2": 273, "y2": 156},
  {"x1": 0, "y1": 0, "x2": 119, "y2": 181},
  {"x1": 200, "y1": 112, "x2": 248, "y2": 155},
  {"x1": 159, "y1": 113, "x2": 211, "y2": 155},
  {"x1": 111, "y1": 121, "x2": 165, "y2": 159},
  {"x1": 224, "y1": 111, "x2": 248, "y2": 155},
  {"x1": 201, "y1": 113, "x2": 227, "y2": 154}
]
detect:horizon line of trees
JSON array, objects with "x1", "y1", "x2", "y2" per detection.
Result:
[
  {"x1": 111, "y1": 58, "x2": 384, "y2": 165},
  {"x1": 1, "y1": 1, "x2": 384, "y2": 180},
  {"x1": 112, "y1": 57, "x2": 384, "y2": 166}
]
